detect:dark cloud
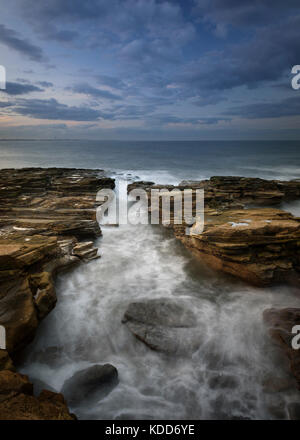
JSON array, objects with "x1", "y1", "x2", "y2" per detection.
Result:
[
  {"x1": 150, "y1": 114, "x2": 229, "y2": 125},
  {"x1": 13, "y1": 98, "x2": 104, "y2": 121},
  {"x1": 0, "y1": 102, "x2": 14, "y2": 108},
  {"x1": 95, "y1": 75, "x2": 127, "y2": 90},
  {"x1": 194, "y1": 0, "x2": 299, "y2": 34},
  {"x1": 176, "y1": 14, "x2": 300, "y2": 92},
  {"x1": 37, "y1": 81, "x2": 53, "y2": 87},
  {"x1": 226, "y1": 96, "x2": 300, "y2": 119},
  {"x1": 0, "y1": 24, "x2": 45, "y2": 61},
  {"x1": 69, "y1": 83, "x2": 122, "y2": 100},
  {"x1": 1, "y1": 81, "x2": 44, "y2": 95}
]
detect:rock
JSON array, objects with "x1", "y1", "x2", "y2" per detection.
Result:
[
  {"x1": 32, "y1": 378, "x2": 57, "y2": 397},
  {"x1": 0, "y1": 370, "x2": 33, "y2": 398},
  {"x1": 127, "y1": 181, "x2": 155, "y2": 192},
  {"x1": 179, "y1": 208, "x2": 300, "y2": 286},
  {"x1": 0, "y1": 381, "x2": 76, "y2": 420},
  {"x1": 0, "y1": 350, "x2": 15, "y2": 371},
  {"x1": 263, "y1": 308, "x2": 300, "y2": 389},
  {"x1": 178, "y1": 176, "x2": 300, "y2": 207},
  {"x1": 61, "y1": 364, "x2": 118, "y2": 406},
  {"x1": 287, "y1": 402, "x2": 300, "y2": 420},
  {"x1": 0, "y1": 168, "x2": 115, "y2": 418},
  {"x1": 142, "y1": 176, "x2": 300, "y2": 286},
  {"x1": 122, "y1": 298, "x2": 203, "y2": 354},
  {"x1": 0, "y1": 168, "x2": 115, "y2": 355}
]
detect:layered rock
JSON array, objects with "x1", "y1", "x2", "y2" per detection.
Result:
[
  {"x1": 178, "y1": 208, "x2": 300, "y2": 286},
  {"x1": 0, "y1": 168, "x2": 115, "y2": 419},
  {"x1": 178, "y1": 176, "x2": 300, "y2": 207},
  {"x1": 0, "y1": 370, "x2": 76, "y2": 420},
  {"x1": 133, "y1": 177, "x2": 300, "y2": 286}
]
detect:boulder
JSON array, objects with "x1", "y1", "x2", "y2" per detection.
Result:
[
  {"x1": 122, "y1": 298, "x2": 203, "y2": 354},
  {"x1": 61, "y1": 364, "x2": 118, "y2": 405}
]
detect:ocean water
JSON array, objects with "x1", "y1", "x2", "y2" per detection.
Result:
[
  {"x1": 1, "y1": 140, "x2": 300, "y2": 419},
  {"x1": 1, "y1": 139, "x2": 300, "y2": 184}
]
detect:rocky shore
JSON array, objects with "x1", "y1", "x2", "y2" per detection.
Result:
[
  {"x1": 129, "y1": 176, "x2": 300, "y2": 286},
  {"x1": 0, "y1": 168, "x2": 115, "y2": 419},
  {"x1": 1, "y1": 169, "x2": 300, "y2": 419},
  {"x1": 128, "y1": 176, "x2": 300, "y2": 396}
]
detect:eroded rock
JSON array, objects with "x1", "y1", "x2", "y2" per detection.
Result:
[{"x1": 122, "y1": 298, "x2": 203, "y2": 354}]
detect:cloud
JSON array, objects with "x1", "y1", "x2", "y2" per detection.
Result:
[
  {"x1": 176, "y1": 14, "x2": 300, "y2": 92},
  {"x1": 226, "y1": 96, "x2": 300, "y2": 119},
  {"x1": 0, "y1": 24, "x2": 45, "y2": 61},
  {"x1": 95, "y1": 75, "x2": 127, "y2": 91},
  {"x1": 0, "y1": 102, "x2": 14, "y2": 108},
  {"x1": 1, "y1": 81, "x2": 44, "y2": 95},
  {"x1": 69, "y1": 83, "x2": 122, "y2": 100},
  {"x1": 37, "y1": 81, "x2": 53, "y2": 87},
  {"x1": 13, "y1": 98, "x2": 104, "y2": 121},
  {"x1": 194, "y1": 0, "x2": 299, "y2": 34}
]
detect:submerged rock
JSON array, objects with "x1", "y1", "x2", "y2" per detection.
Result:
[
  {"x1": 122, "y1": 298, "x2": 203, "y2": 354},
  {"x1": 61, "y1": 364, "x2": 118, "y2": 406}
]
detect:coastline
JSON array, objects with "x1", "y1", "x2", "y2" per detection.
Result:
[
  {"x1": 0, "y1": 168, "x2": 115, "y2": 419},
  {"x1": 0, "y1": 168, "x2": 299, "y2": 419}
]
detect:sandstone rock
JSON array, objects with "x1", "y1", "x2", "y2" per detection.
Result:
[
  {"x1": 0, "y1": 168, "x2": 115, "y2": 418},
  {"x1": 140, "y1": 176, "x2": 300, "y2": 285},
  {"x1": 0, "y1": 169, "x2": 115, "y2": 356},
  {"x1": 61, "y1": 364, "x2": 118, "y2": 405},
  {"x1": 0, "y1": 350, "x2": 15, "y2": 371},
  {"x1": 0, "y1": 370, "x2": 33, "y2": 398},
  {"x1": 0, "y1": 386, "x2": 76, "y2": 420},
  {"x1": 179, "y1": 208, "x2": 300, "y2": 286},
  {"x1": 122, "y1": 298, "x2": 203, "y2": 354}
]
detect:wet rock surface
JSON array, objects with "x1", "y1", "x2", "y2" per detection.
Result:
[
  {"x1": 263, "y1": 308, "x2": 300, "y2": 390},
  {"x1": 0, "y1": 370, "x2": 75, "y2": 420},
  {"x1": 122, "y1": 298, "x2": 203, "y2": 354},
  {"x1": 136, "y1": 176, "x2": 300, "y2": 286},
  {"x1": 61, "y1": 364, "x2": 118, "y2": 406},
  {"x1": 0, "y1": 167, "x2": 115, "y2": 419}
]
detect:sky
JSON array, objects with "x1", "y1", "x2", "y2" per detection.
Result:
[{"x1": 0, "y1": 0, "x2": 299, "y2": 140}]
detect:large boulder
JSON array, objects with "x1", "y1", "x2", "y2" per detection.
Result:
[
  {"x1": 122, "y1": 298, "x2": 203, "y2": 354},
  {"x1": 61, "y1": 364, "x2": 118, "y2": 406}
]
